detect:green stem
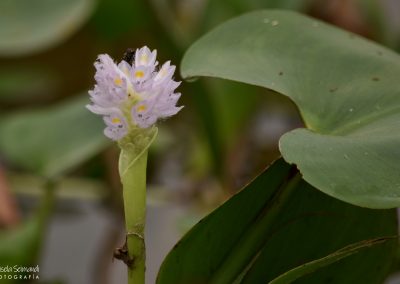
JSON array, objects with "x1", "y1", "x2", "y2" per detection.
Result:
[
  {"x1": 210, "y1": 172, "x2": 302, "y2": 284},
  {"x1": 118, "y1": 127, "x2": 157, "y2": 284},
  {"x1": 121, "y1": 149, "x2": 148, "y2": 284}
]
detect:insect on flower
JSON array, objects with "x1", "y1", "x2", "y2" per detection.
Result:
[{"x1": 87, "y1": 46, "x2": 183, "y2": 140}]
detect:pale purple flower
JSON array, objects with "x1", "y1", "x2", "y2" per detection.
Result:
[
  {"x1": 153, "y1": 61, "x2": 175, "y2": 85},
  {"x1": 87, "y1": 46, "x2": 183, "y2": 140},
  {"x1": 131, "y1": 99, "x2": 158, "y2": 129},
  {"x1": 103, "y1": 111, "x2": 128, "y2": 141}
]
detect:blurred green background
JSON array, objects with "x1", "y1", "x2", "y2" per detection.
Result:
[{"x1": 0, "y1": 0, "x2": 399, "y2": 283}]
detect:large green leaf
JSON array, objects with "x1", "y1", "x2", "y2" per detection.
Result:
[
  {"x1": 150, "y1": 1, "x2": 310, "y2": 181},
  {"x1": 181, "y1": 10, "x2": 400, "y2": 208},
  {"x1": 201, "y1": 0, "x2": 312, "y2": 33},
  {"x1": 0, "y1": 0, "x2": 95, "y2": 57},
  {"x1": 0, "y1": 95, "x2": 109, "y2": 178},
  {"x1": 157, "y1": 159, "x2": 397, "y2": 283}
]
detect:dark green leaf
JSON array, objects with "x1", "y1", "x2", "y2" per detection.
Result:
[
  {"x1": 181, "y1": 10, "x2": 400, "y2": 208},
  {"x1": 157, "y1": 159, "x2": 397, "y2": 284},
  {"x1": 268, "y1": 237, "x2": 395, "y2": 284}
]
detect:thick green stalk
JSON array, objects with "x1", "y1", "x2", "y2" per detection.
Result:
[
  {"x1": 118, "y1": 127, "x2": 157, "y2": 284},
  {"x1": 121, "y1": 149, "x2": 147, "y2": 284}
]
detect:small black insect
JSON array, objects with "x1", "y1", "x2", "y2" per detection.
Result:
[{"x1": 122, "y1": 48, "x2": 135, "y2": 64}]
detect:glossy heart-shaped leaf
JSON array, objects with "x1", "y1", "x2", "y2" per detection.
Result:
[{"x1": 181, "y1": 10, "x2": 400, "y2": 208}]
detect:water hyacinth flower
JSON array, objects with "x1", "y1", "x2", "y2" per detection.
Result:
[
  {"x1": 87, "y1": 46, "x2": 183, "y2": 141},
  {"x1": 86, "y1": 47, "x2": 183, "y2": 284}
]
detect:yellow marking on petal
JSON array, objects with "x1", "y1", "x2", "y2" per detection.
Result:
[
  {"x1": 135, "y1": 71, "x2": 145, "y2": 78},
  {"x1": 140, "y1": 54, "x2": 148, "y2": 63},
  {"x1": 137, "y1": 105, "x2": 147, "y2": 112},
  {"x1": 111, "y1": 117, "x2": 121, "y2": 124},
  {"x1": 114, "y1": 77, "x2": 123, "y2": 86}
]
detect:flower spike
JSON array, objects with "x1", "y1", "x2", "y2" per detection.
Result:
[{"x1": 87, "y1": 47, "x2": 182, "y2": 141}]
